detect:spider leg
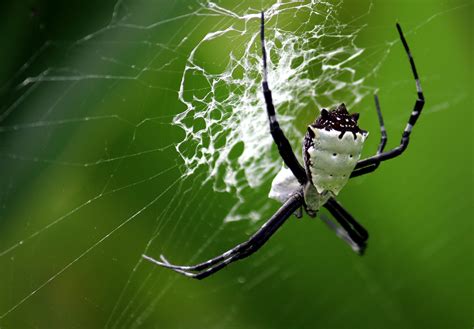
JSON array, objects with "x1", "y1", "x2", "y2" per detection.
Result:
[
  {"x1": 156, "y1": 222, "x2": 283, "y2": 280},
  {"x1": 143, "y1": 192, "x2": 303, "y2": 279},
  {"x1": 154, "y1": 253, "x2": 243, "y2": 280},
  {"x1": 352, "y1": 23, "x2": 425, "y2": 177},
  {"x1": 373, "y1": 94, "x2": 388, "y2": 155},
  {"x1": 158, "y1": 244, "x2": 267, "y2": 280},
  {"x1": 323, "y1": 198, "x2": 368, "y2": 250},
  {"x1": 319, "y1": 214, "x2": 365, "y2": 254},
  {"x1": 350, "y1": 94, "x2": 388, "y2": 178},
  {"x1": 144, "y1": 212, "x2": 281, "y2": 273},
  {"x1": 260, "y1": 12, "x2": 307, "y2": 185}
]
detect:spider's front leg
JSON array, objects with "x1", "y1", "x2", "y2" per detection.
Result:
[
  {"x1": 260, "y1": 12, "x2": 307, "y2": 186},
  {"x1": 350, "y1": 94, "x2": 388, "y2": 178},
  {"x1": 351, "y1": 23, "x2": 425, "y2": 177}
]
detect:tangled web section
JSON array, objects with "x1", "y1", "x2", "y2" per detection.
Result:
[{"x1": 175, "y1": 1, "x2": 370, "y2": 221}]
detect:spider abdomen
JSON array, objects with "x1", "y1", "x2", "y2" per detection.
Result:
[{"x1": 304, "y1": 127, "x2": 367, "y2": 195}]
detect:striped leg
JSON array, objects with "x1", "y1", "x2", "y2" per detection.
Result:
[
  {"x1": 319, "y1": 214, "x2": 365, "y2": 254},
  {"x1": 373, "y1": 94, "x2": 388, "y2": 155},
  {"x1": 352, "y1": 23, "x2": 425, "y2": 175},
  {"x1": 350, "y1": 94, "x2": 387, "y2": 177},
  {"x1": 261, "y1": 12, "x2": 308, "y2": 185},
  {"x1": 323, "y1": 198, "x2": 368, "y2": 254},
  {"x1": 143, "y1": 192, "x2": 304, "y2": 279}
]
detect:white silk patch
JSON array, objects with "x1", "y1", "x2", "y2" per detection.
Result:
[
  {"x1": 306, "y1": 127, "x2": 367, "y2": 195},
  {"x1": 268, "y1": 165, "x2": 300, "y2": 204}
]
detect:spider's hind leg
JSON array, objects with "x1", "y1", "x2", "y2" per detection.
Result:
[
  {"x1": 143, "y1": 193, "x2": 304, "y2": 279},
  {"x1": 323, "y1": 198, "x2": 368, "y2": 254},
  {"x1": 320, "y1": 214, "x2": 366, "y2": 255}
]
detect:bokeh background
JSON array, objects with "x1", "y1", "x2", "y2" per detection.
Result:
[{"x1": 0, "y1": 0, "x2": 472, "y2": 328}]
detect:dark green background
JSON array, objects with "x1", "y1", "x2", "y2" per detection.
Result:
[{"x1": 0, "y1": 1, "x2": 472, "y2": 328}]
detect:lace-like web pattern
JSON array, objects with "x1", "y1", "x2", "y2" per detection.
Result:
[{"x1": 174, "y1": 1, "x2": 369, "y2": 221}]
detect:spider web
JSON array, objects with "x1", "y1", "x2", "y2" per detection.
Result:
[
  {"x1": 0, "y1": 2, "x2": 373, "y2": 325},
  {"x1": 0, "y1": 0, "x2": 469, "y2": 328},
  {"x1": 174, "y1": 1, "x2": 370, "y2": 222}
]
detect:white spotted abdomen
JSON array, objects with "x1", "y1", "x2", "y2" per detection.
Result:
[{"x1": 305, "y1": 128, "x2": 367, "y2": 195}]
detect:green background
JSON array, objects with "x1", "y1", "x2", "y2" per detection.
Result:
[{"x1": 0, "y1": 0, "x2": 472, "y2": 328}]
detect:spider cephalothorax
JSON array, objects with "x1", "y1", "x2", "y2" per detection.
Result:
[
  {"x1": 311, "y1": 103, "x2": 366, "y2": 139},
  {"x1": 143, "y1": 13, "x2": 425, "y2": 279}
]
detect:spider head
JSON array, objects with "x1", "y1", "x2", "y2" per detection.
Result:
[{"x1": 309, "y1": 103, "x2": 366, "y2": 139}]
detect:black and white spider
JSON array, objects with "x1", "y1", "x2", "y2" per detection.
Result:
[{"x1": 143, "y1": 13, "x2": 425, "y2": 279}]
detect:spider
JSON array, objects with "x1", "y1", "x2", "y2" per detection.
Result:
[{"x1": 143, "y1": 12, "x2": 425, "y2": 279}]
